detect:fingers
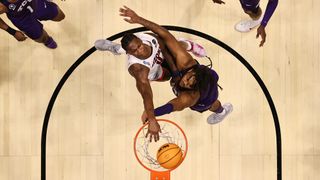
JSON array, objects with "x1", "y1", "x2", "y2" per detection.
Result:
[
  {"x1": 259, "y1": 39, "x2": 265, "y2": 47},
  {"x1": 119, "y1": 7, "x2": 127, "y2": 16},
  {"x1": 123, "y1": 5, "x2": 130, "y2": 10},
  {"x1": 154, "y1": 133, "x2": 159, "y2": 142},
  {"x1": 145, "y1": 130, "x2": 160, "y2": 142},
  {"x1": 119, "y1": 5, "x2": 131, "y2": 15},
  {"x1": 256, "y1": 31, "x2": 260, "y2": 39}
]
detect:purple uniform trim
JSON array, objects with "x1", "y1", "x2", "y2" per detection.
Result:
[
  {"x1": 240, "y1": 0, "x2": 278, "y2": 27},
  {"x1": 154, "y1": 103, "x2": 174, "y2": 116},
  {"x1": 2, "y1": 0, "x2": 59, "y2": 39},
  {"x1": 261, "y1": 0, "x2": 278, "y2": 27}
]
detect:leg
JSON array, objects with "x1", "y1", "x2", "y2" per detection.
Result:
[
  {"x1": 52, "y1": 6, "x2": 65, "y2": 22},
  {"x1": 178, "y1": 39, "x2": 207, "y2": 58},
  {"x1": 235, "y1": 2, "x2": 263, "y2": 32},
  {"x1": 9, "y1": 15, "x2": 57, "y2": 48},
  {"x1": 34, "y1": 29, "x2": 57, "y2": 49},
  {"x1": 207, "y1": 100, "x2": 233, "y2": 124},
  {"x1": 208, "y1": 100, "x2": 222, "y2": 112},
  {"x1": 34, "y1": 29, "x2": 49, "y2": 43},
  {"x1": 244, "y1": 7, "x2": 262, "y2": 20},
  {"x1": 36, "y1": 0, "x2": 64, "y2": 22}
]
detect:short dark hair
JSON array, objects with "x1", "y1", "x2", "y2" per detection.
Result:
[{"x1": 121, "y1": 33, "x2": 138, "y2": 51}]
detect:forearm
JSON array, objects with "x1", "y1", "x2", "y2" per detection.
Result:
[
  {"x1": 137, "y1": 81, "x2": 156, "y2": 118},
  {"x1": 261, "y1": 0, "x2": 278, "y2": 27},
  {"x1": 0, "y1": 18, "x2": 17, "y2": 36},
  {"x1": 136, "y1": 17, "x2": 174, "y2": 42}
]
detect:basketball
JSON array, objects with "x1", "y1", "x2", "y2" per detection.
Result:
[{"x1": 156, "y1": 143, "x2": 183, "y2": 169}]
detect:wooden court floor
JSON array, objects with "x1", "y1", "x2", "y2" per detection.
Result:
[{"x1": 0, "y1": 0, "x2": 319, "y2": 179}]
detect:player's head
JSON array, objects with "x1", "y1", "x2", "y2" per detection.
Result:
[
  {"x1": 178, "y1": 65, "x2": 214, "y2": 91},
  {"x1": 121, "y1": 33, "x2": 151, "y2": 59}
]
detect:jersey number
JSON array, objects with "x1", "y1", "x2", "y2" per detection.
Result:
[{"x1": 27, "y1": 6, "x2": 33, "y2": 13}]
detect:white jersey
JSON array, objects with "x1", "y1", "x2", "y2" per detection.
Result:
[{"x1": 127, "y1": 33, "x2": 165, "y2": 81}]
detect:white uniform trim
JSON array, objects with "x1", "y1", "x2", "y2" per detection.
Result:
[{"x1": 127, "y1": 33, "x2": 165, "y2": 81}]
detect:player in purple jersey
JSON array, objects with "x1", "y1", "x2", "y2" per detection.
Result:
[
  {"x1": 212, "y1": 0, "x2": 278, "y2": 47},
  {"x1": 119, "y1": 6, "x2": 233, "y2": 142},
  {"x1": 0, "y1": 0, "x2": 65, "y2": 49}
]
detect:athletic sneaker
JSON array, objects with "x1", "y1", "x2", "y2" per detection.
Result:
[
  {"x1": 234, "y1": 16, "x2": 262, "y2": 32},
  {"x1": 44, "y1": 37, "x2": 57, "y2": 49},
  {"x1": 187, "y1": 40, "x2": 207, "y2": 58},
  {"x1": 207, "y1": 103, "x2": 233, "y2": 124},
  {"x1": 94, "y1": 39, "x2": 123, "y2": 55}
]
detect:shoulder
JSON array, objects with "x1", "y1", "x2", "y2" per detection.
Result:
[{"x1": 128, "y1": 63, "x2": 149, "y2": 79}]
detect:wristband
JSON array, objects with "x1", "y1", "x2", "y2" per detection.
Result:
[
  {"x1": 154, "y1": 103, "x2": 174, "y2": 116},
  {"x1": 6, "y1": 27, "x2": 17, "y2": 36}
]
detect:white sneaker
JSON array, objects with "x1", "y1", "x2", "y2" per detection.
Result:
[
  {"x1": 94, "y1": 39, "x2": 123, "y2": 55},
  {"x1": 234, "y1": 19, "x2": 261, "y2": 32},
  {"x1": 207, "y1": 103, "x2": 233, "y2": 124}
]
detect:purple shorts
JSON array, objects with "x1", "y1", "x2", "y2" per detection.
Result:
[
  {"x1": 239, "y1": 0, "x2": 260, "y2": 14},
  {"x1": 8, "y1": 0, "x2": 59, "y2": 39}
]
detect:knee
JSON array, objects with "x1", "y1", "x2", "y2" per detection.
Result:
[
  {"x1": 54, "y1": 10, "x2": 65, "y2": 22},
  {"x1": 244, "y1": 7, "x2": 262, "y2": 20},
  {"x1": 57, "y1": 12, "x2": 65, "y2": 21}
]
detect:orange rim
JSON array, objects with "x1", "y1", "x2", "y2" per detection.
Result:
[{"x1": 133, "y1": 119, "x2": 188, "y2": 173}]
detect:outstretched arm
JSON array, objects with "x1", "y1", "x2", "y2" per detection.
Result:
[
  {"x1": 129, "y1": 64, "x2": 161, "y2": 142},
  {"x1": 119, "y1": 6, "x2": 195, "y2": 69},
  {"x1": 256, "y1": 0, "x2": 278, "y2": 47}
]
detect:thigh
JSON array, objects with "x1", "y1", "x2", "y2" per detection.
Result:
[
  {"x1": 36, "y1": 0, "x2": 59, "y2": 21},
  {"x1": 9, "y1": 15, "x2": 43, "y2": 39}
]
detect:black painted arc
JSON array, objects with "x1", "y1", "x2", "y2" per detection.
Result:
[{"x1": 41, "y1": 26, "x2": 281, "y2": 180}]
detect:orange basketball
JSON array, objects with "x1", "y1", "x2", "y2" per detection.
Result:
[{"x1": 157, "y1": 143, "x2": 183, "y2": 169}]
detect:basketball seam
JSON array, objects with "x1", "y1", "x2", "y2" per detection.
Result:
[
  {"x1": 157, "y1": 148, "x2": 182, "y2": 166},
  {"x1": 157, "y1": 146, "x2": 180, "y2": 158}
]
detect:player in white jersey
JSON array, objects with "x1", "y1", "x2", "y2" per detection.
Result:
[
  {"x1": 126, "y1": 33, "x2": 169, "y2": 81},
  {"x1": 95, "y1": 33, "x2": 206, "y2": 142}
]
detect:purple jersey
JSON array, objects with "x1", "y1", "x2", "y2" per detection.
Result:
[
  {"x1": 2, "y1": 0, "x2": 58, "y2": 39},
  {"x1": 240, "y1": 0, "x2": 278, "y2": 27},
  {"x1": 1, "y1": 0, "x2": 35, "y2": 17},
  {"x1": 173, "y1": 65, "x2": 219, "y2": 113}
]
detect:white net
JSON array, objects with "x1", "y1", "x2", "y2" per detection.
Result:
[{"x1": 134, "y1": 120, "x2": 188, "y2": 172}]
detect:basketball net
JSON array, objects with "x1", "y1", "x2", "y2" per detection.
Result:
[{"x1": 134, "y1": 119, "x2": 188, "y2": 180}]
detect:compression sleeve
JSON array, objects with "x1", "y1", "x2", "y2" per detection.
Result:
[{"x1": 261, "y1": 0, "x2": 279, "y2": 27}]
